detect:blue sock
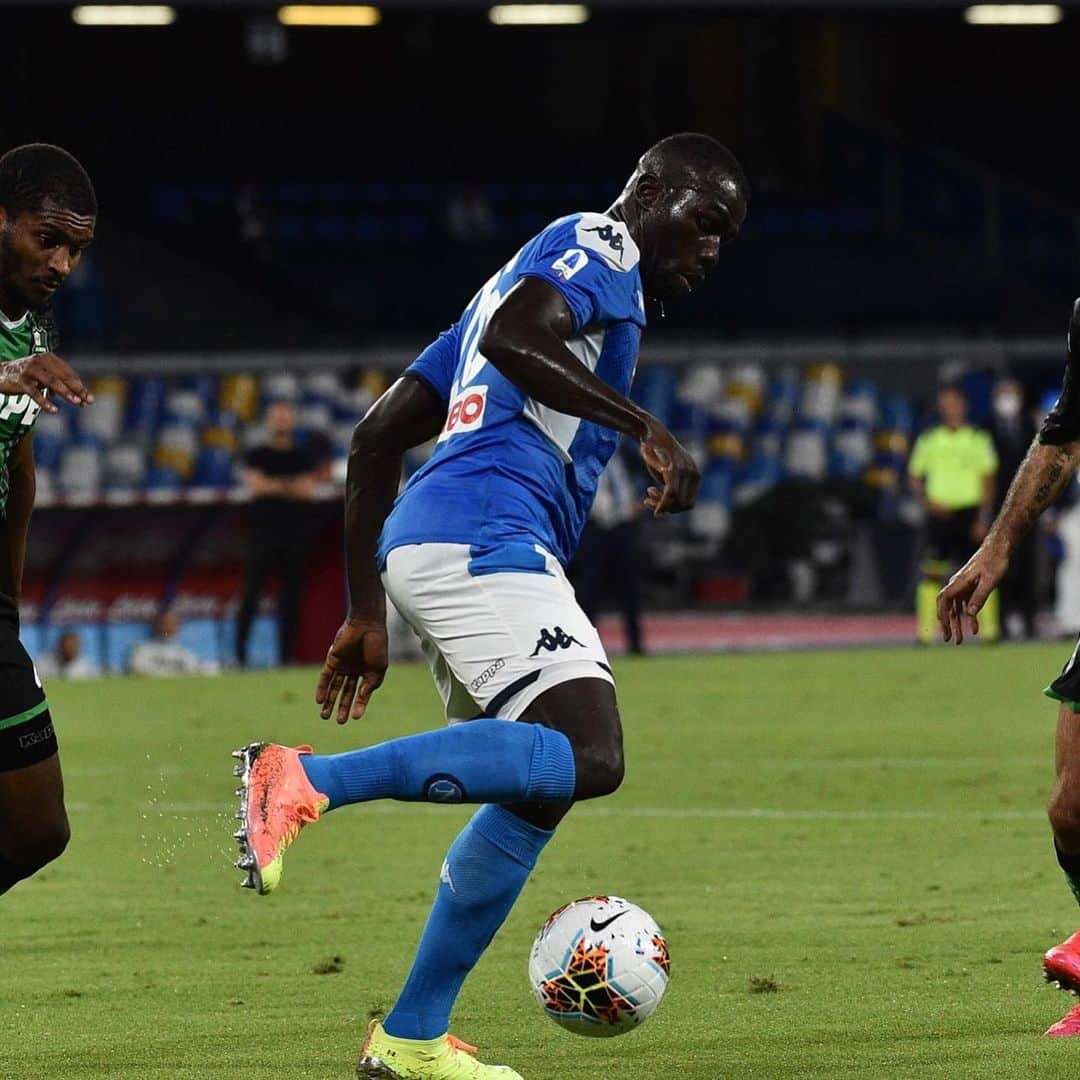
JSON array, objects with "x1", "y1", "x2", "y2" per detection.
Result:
[
  {"x1": 300, "y1": 720, "x2": 575, "y2": 810},
  {"x1": 383, "y1": 805, "x2": 554, "y2": 1040}
]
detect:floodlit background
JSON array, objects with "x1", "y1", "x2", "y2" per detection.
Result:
[{"x1": 4, "y1": 0, "x2": 1080, "y2": 668}]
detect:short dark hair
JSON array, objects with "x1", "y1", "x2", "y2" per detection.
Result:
[
  {"x1": 0, "y1": 143, "x2": 97, "y2": 219},
  {"x1": 640, "y1": 132, "x2": 748, "y2": 195}
]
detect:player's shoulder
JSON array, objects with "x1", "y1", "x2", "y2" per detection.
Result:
[{"x1": 537, "y1": 212, "x2": 640, "y2": 274}]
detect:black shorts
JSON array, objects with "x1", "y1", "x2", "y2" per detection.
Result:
[
  {"x1": 0, "y1": 592, "x2": 56, "y2": 772},
  {"x1": 925, "y1": 508, "x2": 979, "y2": 566}
]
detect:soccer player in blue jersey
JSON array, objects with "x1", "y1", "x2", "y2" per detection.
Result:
[{"x1": 234, "y1": 132, "x2": 748, "y2": 1079}]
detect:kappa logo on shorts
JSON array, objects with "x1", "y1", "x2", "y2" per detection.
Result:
[
  {"x1": 470, "y1": 657, "x2": 506, "y2": 693},
  {"x1": 530, "y1": 626, "x2": 585, "y2": 657},
  {"x1": 438, "y1": 384, "x2": 489, "y2": 443}
]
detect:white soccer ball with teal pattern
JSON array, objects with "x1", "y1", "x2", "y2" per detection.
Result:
[{"x1": 528, "y1": 895, "x2": 671, "y2": 1037}]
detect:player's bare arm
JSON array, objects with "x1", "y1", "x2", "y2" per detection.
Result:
[
  {"x1": 0, "y1": 434, "x2": 34, "y2": 603},
  {"x1": 0, "y1": 351, "x2": 92, "y2": 413},
  {"x1": 480, "y1": 276, "x2": 700, "y2": 516},
  {"x1": 316, "y1": 376, "x2": 446, "y2": 723},
  {"x1": 938, "y1": 437, "x2": 1080, "y2": 643},
  {"x1": 940, "y1": 297, "x2": 1080, "y2": 643}
]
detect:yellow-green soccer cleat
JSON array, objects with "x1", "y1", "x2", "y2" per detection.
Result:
[
  {"x1": 231, "y1": 742, "x2": 329, "y2": 895},
  {"x1": 357, "y1": 1020, "x2": 524, "y2": 1080}
]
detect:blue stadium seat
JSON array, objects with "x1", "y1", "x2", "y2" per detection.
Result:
[
  {"x1": 144, "y1": 465, "x2": 184, "y2": 491},
  {"x1": 126, "y1": 378, "x2": 167, "y2": 440},
  {"x1": 191, "y1": 446, "x2": 235, "y2": 488}
]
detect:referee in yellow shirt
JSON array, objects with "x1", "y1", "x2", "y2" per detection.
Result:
[{"x1": 908, "y1": 384, "x2": 999, "y2": 643}]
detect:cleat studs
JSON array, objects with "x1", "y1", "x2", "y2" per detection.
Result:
[
  {"x1": 235, "y1": 855, "x2": 255, "y2": 870},
  {"x1": 235, "y1": 787, "x2": 244, "y2": 797},
  {"x1": 233, "y1": 828, "x2": 246, "y2": 841},
  {"x1": 231, "y1": 749, "x2": 245, "y2": 759},
  {"x1": 233, "y1": 764, "x2": 244, "y2": 777},
  {"x1": 240, "y1": 876, "x2": 255, "y2": 889},
  {"x1": 235, "y1": 808, "x2": 244, "y2": 820}
]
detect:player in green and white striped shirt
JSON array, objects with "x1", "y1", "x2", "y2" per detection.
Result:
[{"x1": 0, "y1": 144, "x2": 96, "y2": 897}]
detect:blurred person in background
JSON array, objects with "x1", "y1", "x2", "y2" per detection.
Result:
[
  {"x1": 0, "y1": 143, "x2": 96, "y2": 896},
  {"x1": 129, "y1": 610, "x2": 203, "y2": 677},
  {"x1": 236, "y1": 400, "x2": 331, "y2": 667},
  {"x1": 908, "y1": 383, "x2": 998, "y2": 644},
  {"x1": 574, "y1": 441, "x2": 645, "y2": 655},
  {"x1": 36, "y1": 629, "x2": 100, "y2": 681},
  {"x1": 989, "y1": 376, "x2": 1038, "y2": 639}
]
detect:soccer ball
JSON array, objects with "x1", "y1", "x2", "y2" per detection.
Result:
[{"x1": 528, "y1": 896, "x2": 671, "y2": 1038}]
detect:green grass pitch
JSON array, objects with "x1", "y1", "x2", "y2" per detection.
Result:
[{"x1": 7, "y1": 645, "x2": 1080, "y2": 1078}]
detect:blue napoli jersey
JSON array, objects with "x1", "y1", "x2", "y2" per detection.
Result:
[{"x1": 378, "y1": 212, "x2": 646, "y2": 569}]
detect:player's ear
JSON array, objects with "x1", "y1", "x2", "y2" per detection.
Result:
[
  {"x1": 633, "y1": 174, "x2": 665, "y2": 214},
  {"x1": 0, "y1": 206, "x2": 7, "y2": 234}
]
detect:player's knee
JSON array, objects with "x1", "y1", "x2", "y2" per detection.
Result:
[
  {"x1": 574, "y1": 738, "x2": 625, "y2": 800},
  {"x1": 1049, "y1": 789, "x2": 1080, "y2": 848},
  {"x1": 6, "y1": 813, "x2": 70, "y2": 871}
]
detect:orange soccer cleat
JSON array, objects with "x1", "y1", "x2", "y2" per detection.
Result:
[
  {"x1": 1044, "y1": 930, "x2": 1080, "y2": 994},
  {"x1": 231, "y1": 742, "x2": 329, "y2": 895}
]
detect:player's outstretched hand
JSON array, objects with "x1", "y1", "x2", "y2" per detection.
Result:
[
  {"x1": 0, "y1": 353, "x2": 93, "y2": 413},
  {"x1": 315, "y1": 617, "x2": 388, "y2": 724},
  {"x1": 936, "y1": 543, "x2": 1010, "y2": 645},
  {"x1": 640, "y1": 418, "x2": 700, "y2": 517}
]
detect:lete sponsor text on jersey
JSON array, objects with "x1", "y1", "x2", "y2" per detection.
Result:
[{"x1": 438, "y1": 384, "x2": 489, "y2": 442}]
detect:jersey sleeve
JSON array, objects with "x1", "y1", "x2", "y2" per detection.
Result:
[
  {"x1": 979, "y1": 431, "x2": 998, "y2": 475},
  {"x1": 404, "y1": 325, "x2": 459, "y2": 404},
  {"x1": 517, "y1": 216, "x2": 643, "y2": 333},
  {"x1": 1041, "y1": 298, "x2": 1080, "y2": 445},
  {"x1": 907, "y1": 433, "x2": 929, "y2": 477}
]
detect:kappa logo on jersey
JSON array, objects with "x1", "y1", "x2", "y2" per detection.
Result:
[
  {"x1": 552, "y1": 248, "x2": 589, "y2": 281},
  {"x1": 438, "y1": 384, "x2": 489, "y2": 443},
  {"x1": 529, "y1": 626, "x2": 585, "y2": 657},
  {"x1": 582, "y1": 224, "x2": 625, "y2": 265}
]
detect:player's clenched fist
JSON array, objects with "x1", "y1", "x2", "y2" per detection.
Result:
[
  {"x1": 0, "y1": 352, "x2": 93, "y2": 413},
  {"x1": 640, "y1": 417, "x2": 700, "y2": 517},
  {"x1": 315, "y1": 617, "x2": 389, "y2": 724}
]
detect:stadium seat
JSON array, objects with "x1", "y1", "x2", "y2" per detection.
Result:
[
  {"x1": 191, "y1": 446, "x2": 235, "y2": 488},
  {"x1": 105, "y1": 443, "x2": 148, "y2": 490},
  {"x1": 784, "y1": 420, "x2": 830, "y2": 481},
  {"x1": 262, "y1": 371, "x2": 301, "y2": 402},
  {"x1": 218, "y1": 374, "x2": 259, "y2": 423},
  {"x1": 125, "y1": 377, "x2": 167, "y2": 441},
  {"x1": 58, "y1": 443, "x2": 105, "y2": 496},
  {"x1": 689, "y1": 460, "x2": 735, "y2": 540}
]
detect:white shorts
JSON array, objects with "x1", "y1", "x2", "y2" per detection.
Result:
[{"x1": 382, "y1": 542, "x2": 614, "y2": 724}]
